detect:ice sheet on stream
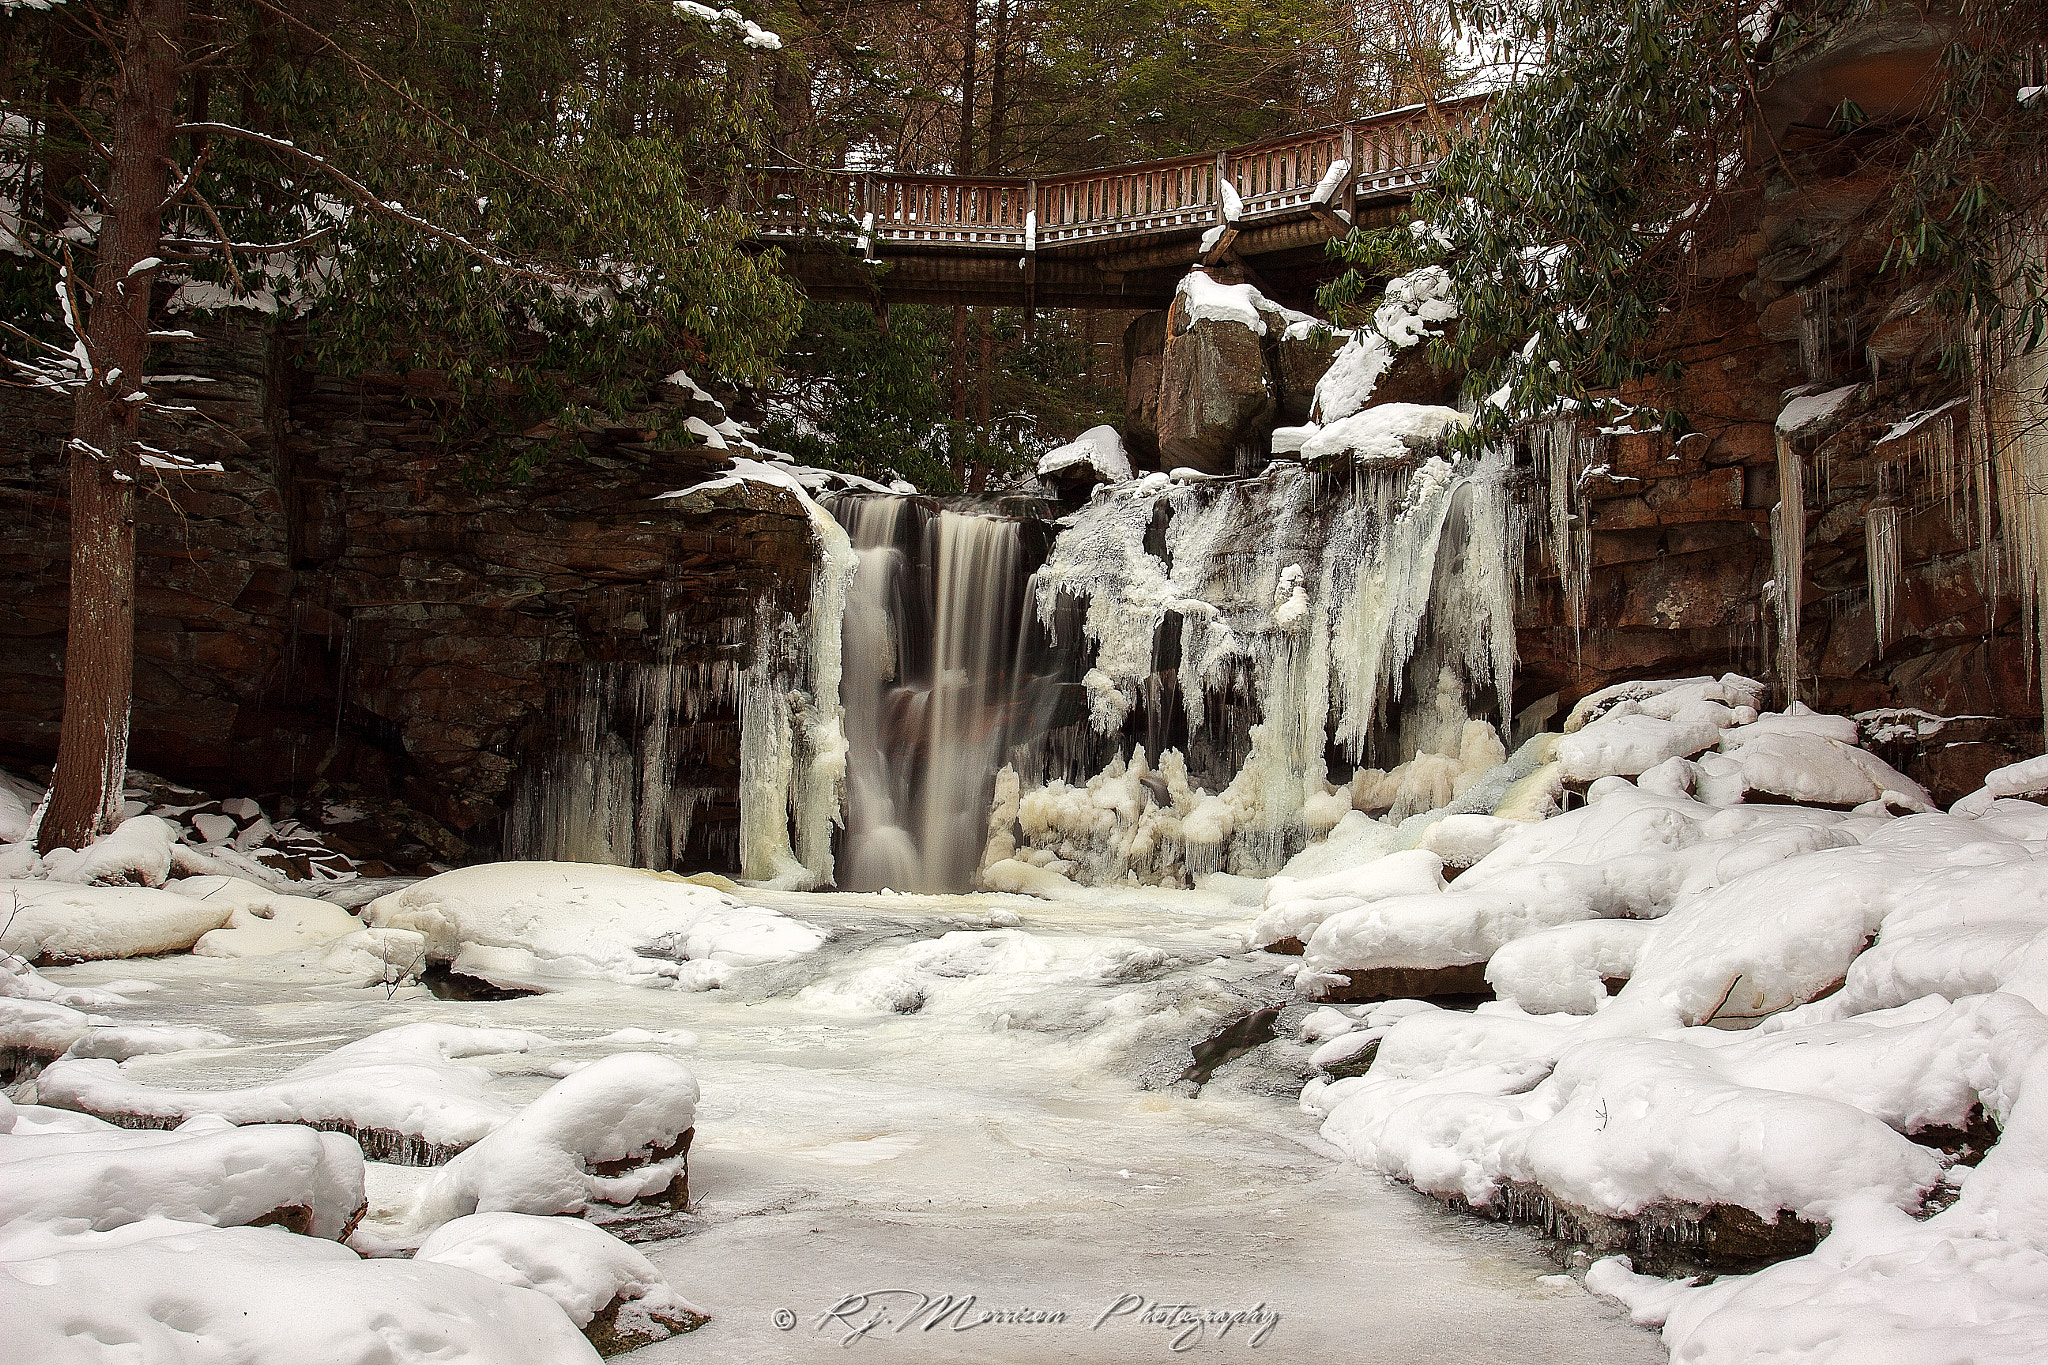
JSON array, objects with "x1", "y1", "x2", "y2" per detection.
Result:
[{"x1": 3, "y1": 888, "x2": 1667, "y2": 1365}]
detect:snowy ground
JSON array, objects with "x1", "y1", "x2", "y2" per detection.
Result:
[{"x1": 29, "y1": 886, "x2": 1663, "y2": 1364}]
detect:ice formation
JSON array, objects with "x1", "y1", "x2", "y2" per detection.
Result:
[{"x1": 1011, "y1": 447, "x2": 1519, "y2": 886}]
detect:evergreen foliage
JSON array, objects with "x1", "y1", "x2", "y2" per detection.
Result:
[
  {"x1": 3, "y1": 0, "x2": 801, "y2": 483},
  {"x1": 758, "y1": 299, "x2": 1118, "y2": 493},
  {"x1": 1319, "y1": 0, "x2": 2048, "y2": 442}
]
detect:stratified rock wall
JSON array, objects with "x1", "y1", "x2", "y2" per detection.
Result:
[{"x1": 0, "y1": 320, "x2": 811, "y2": 866}]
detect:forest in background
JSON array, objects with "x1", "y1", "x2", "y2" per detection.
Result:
[{"x1": 2, "y1": 0, "x2": 1465, "y2": 494}]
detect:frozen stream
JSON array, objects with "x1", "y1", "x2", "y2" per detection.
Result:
[{"x1": 43, "y1": 886, "x2": 1664, "y2": 1364}]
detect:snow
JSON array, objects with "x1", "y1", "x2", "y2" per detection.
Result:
[
  {"x1": 1, "y1": 1113, "x2": 366, "y2": 1240},
  {"x1": 1776, "y1": 383, "x2": 1860, "y2": 435},
  {"x1": 184, "y1": 876, "x2": 364, "y2": 958},
  {"x1": 37, "y1": 1022, "x2": 550, "y2": 1156},
  {"x1": 0, "y1": 879, "x2": 234, "y2": 962},
  {"x1": 416, "y1": 1212, "x2": 705, "y2": 1333},
  {"x1": 1252, "y1": 848, "x2": 1447, "y2": 949},
  {"x1": 39, "y1": 813, "x2": 176, "y2": 887},
  {"x1": 1175, "y1": 269, "x2": 1266, "y2": 333},
  {"x1": 1298, "y1": 402, "x2": 1470, "y2": 462},
  {"x1": 1037, "y1": 424, "x2": 1133, "y2": 485},
  {"x1": 0, "y1": 1221, "x2": 604, "y2": 1364},
  {"x1": 362, "y1": 862, "x2": 825, "y2": 988},
  {"x1": 405, "y1": 1052, "x2": 696, "y2": 1231}
]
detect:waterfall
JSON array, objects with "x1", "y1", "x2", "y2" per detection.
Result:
[{"x1": 834, "y1": 495, "x2": 1054, "y2": 892}]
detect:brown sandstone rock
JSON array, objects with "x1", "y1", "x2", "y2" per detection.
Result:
[{"x1": 1155, "y1": 292, "x2": 1275, "y2": 474}]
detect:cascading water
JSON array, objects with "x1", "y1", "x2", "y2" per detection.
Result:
[{"x1": 833, "y1": 495, "x2": 1059, "y2": 892}]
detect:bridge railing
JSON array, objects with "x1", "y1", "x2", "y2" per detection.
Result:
[
  {"x1": 753, "y1": 94, "x2": 1489, "y2": 249},
  {"x1": 1037, "y1": 151, "x2": 1220, "y2": 247}
]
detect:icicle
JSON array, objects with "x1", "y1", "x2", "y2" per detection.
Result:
[
  {"x1": 1865, "y1": 502, "x2": 1901, "y2": 655},
  {"x1": 738, "y1": 603, "x2": 807, "y2": 886},
  {"x1": 1798, "y1": 277, "x2": 1837, "y2": 383},
  {"x1": 1979, "y1": 223, "x2": 2048, "y2": 735},
  {"x1": 1773, "y1": 430, "x2": 1806, "y2": 706}
]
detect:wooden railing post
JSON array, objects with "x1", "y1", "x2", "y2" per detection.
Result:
[
  {"x1": 861, "y1": 174, "x2": 876, "y2": 259},
  {"x1": 1340, "y1": 125, "x2": 1357, "y2": 221}
]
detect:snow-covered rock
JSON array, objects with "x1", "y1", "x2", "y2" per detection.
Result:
[
  {"x1": 406, "y1": 1053, "x2": 698, "y2": 1232},
  {"x1": 37, "y1": 1022, "x2": 548, "y2": 1163},
  {"x1": 1037, "y1": 424, "x2": 1133, "y2": 486},
  {"x1": 0, "y1": 879, "x2": 233, "y2": 963},
  {"x1": 0, "y1": 1113, "x2": 366, "y2": 1241},
  {"x1": 40, "y1": 814, "x2": 178, "y2": 888},
  {"x1": 417, "y1": 1213, "x2": 707, "y2": 1349},
  {"x1": 362, "y1": 861, "x2": 825, "y2": 989},
  {"x1": 0, "y1": 1221, "x2": 604, "y2": 1364}
]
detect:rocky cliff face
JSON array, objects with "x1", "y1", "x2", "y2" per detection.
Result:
[
  {"x1": 0, "y1": 320, "x2": 813, "y2": 867},
  {"x1": 1104, "y1": 9, "x2": 2043, "y2": 796}
]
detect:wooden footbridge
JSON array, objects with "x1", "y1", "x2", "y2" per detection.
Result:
[{"x1": 753, "y1": 95, "x2": 1488, "y2": 315}]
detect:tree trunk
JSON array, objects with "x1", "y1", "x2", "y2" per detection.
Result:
[
  {"x1": 955, "y1": 0, "x2": 978, "y2": 174},
  {"x1": 40, "y1": 0, "x2": 186, "y2": 853},
  {"x1": 987, "y1": 0, "x2": 1010, "y2": 172}
]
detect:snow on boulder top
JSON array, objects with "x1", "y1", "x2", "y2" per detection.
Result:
[
  {"x1": 40, "y1": 814, "x2": 178, "y2": 888},
  {"x1": 0, "y1": 1115, "x2": 367, "y2": 1241},
  {"x1": 1037, "y1": 425, "x2": 1133, "y2": 485},
  {"x1": 1175, "y1": 269, "x2": 1268, "y2": 334},
  {"x1": 1298, "y1": 403, "x2": 1470, "y2": 463},
  {"x1": 1776, "y1": 383, "x2": 1861, "y2": 435},
  {"x1": 35, "y1": 1022, "x2": 549, "y2": 1160},
  {"x1": 0, "y1": 1221, "x2": 606, "y2": 1365},
  {"x1": 0, "y1": 880, "x2": 234, "y2": 964},
  {"x1": 1563, "y1": 674, "x2": 1763, "y2": 732}
]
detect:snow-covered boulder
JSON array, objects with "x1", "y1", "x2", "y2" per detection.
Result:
[
  {"x1": 1, "y1": 996, "x2": 102, "y2": 1080},
  {"x1": 363, "y1": 862, "x2": 825, "y2": 990},
  {"x1": 0, "y1": 879, "x2": 234, "y2": 963},
  {"x1": 40, "y1": 814, "x2": 178, "y2": 888},
  {"x1": 1298, "y1": 402, "x2": 1469, "y2": 464},
  {"x1": 417, "y1": 1213, "x2": 708, "y2": 1352},
  {"x1": 0, "y1": 1112, "x2": 366, "y2": 1241},
  {"x1": 186, "y1": 877, "x2": 364, "y2": 958},
  {"x1": 1252, "y1": 849, "x2": 1448, "y2": 951},
  {"x1": 1037, "y1": 425, "x2": 1132, "y2": 488},
  {"x1": 407, "y1": 1053, "x2": 698, "y2": 1232},
  {"x1": 37, "y1": 1023, "x2": 548, "y2": 1164},
  {"x1": 0, "y1": 1221, "x2": 605, "y2": 1364},
  {"x1": 1484, "y1": 917, "x2": 1654, "y2": 1015}
]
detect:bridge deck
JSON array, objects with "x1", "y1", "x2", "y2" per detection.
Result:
[{"x1": 753, "y1": 96, "x2": 1486, "y2": 315}]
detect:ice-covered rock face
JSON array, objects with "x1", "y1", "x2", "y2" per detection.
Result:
[{"x1": 1007, "y1": 449, "x2": 1518, "y2": 887}]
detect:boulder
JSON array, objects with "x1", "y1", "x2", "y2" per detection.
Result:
[
  {"x1": 1121, "y1": 311, "x2": 1168, "y2": 465},
  {"x1": 1156, "y1": 276, "x2": 1275, "y2": 475},
  {"x1": 1272, "y1": 322, "x2": 1346, "y2": 425}
]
